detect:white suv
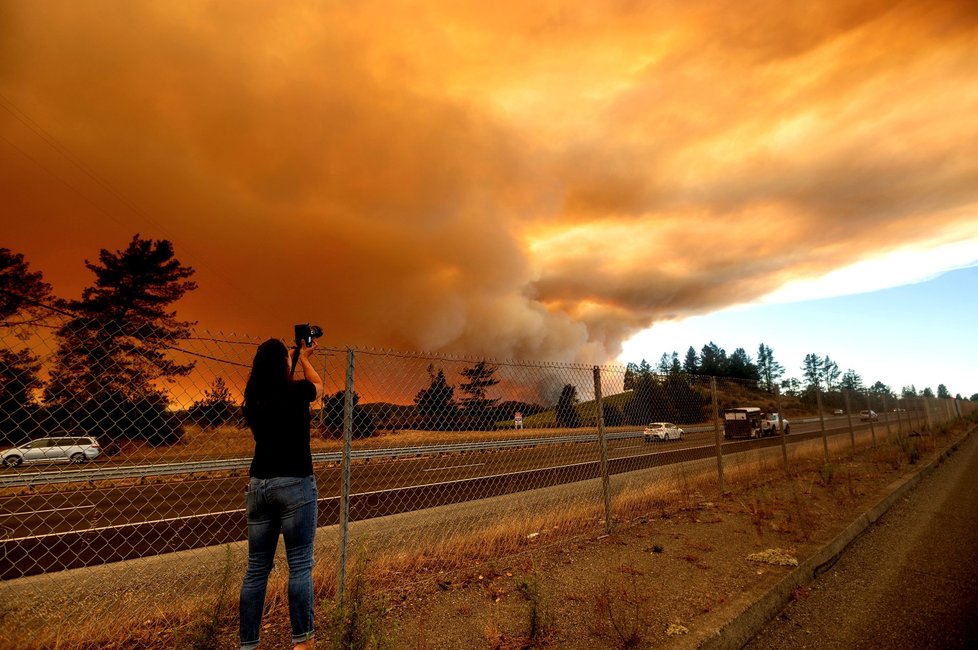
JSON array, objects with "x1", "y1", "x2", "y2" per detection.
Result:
[
  {"x1": 761, "y1": 413, "x2": 790, "y2": 436},
  {"x1": 1, "y1": 436, "x2": 101, "y2": 467}
]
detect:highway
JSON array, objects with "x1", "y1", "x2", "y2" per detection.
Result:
[{"x1": 0, "y1": 414, "x2": 903, "y2": 579}]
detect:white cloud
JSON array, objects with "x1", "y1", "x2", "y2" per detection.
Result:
[{"x1": 759, "y1": 236, "x2": 978, "y2": 306}]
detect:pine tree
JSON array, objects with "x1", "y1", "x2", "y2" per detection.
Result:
[
  {"x1": 840, "y1": 369, "x2": 864, "y2": 391},
  {"x1": 414, "y1": 365, "x2": 457, "y2": 430},
  {"x1": 0, "y1": 249, "x2": 53, "y2": 444},
  {"x1": 46, "y1": 235, "x2": 197, "y2": 407},
  {"x1": 756, "y1": 343, "x2": 784, "y2": 392},
  {"x1": 699, "y1": 342, "x2": 727, "y2": 377},
  {"x1": 555, "y1": 384, "x2": 581, "y2": 428},
  {"x1": 458, "y1": 361, "x2": 500, "y2": 429},
  {"x1": 727, "y1": 348, "x2": 759, "y2": 382},
  {"x1": 1, "y1": 248, "x2": 54, "y2": 321},
  {"x1": 189, "y1": 377, "x2": 235, "y2": 429},
  {"x1": 802, "y1": 353, "x2": 823, "y2": 390},
  {"x1": 45, "y1": 235, "x2": 195, "y2": 444}
]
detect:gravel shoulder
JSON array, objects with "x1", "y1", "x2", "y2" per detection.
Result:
[{"x1": 745, "y1": 427, "x2": 978, "y2": 649}]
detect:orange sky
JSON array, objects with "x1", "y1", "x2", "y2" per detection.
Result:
[{"x1": 3, "y1": 0, "x2": 977, "y2": 364}]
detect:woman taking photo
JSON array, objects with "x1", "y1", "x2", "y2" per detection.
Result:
[{"x1": 239, "y1": 338, "x2": 323, "y2": 650}]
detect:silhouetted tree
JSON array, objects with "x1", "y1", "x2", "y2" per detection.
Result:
[
  {"x1": 657, "y1": 352, "x2": 681, "y2": 375},
  {"x1": 623, "y1": 375, "x2": 666, "y2": 425},
  {"x1": 0, "y1": 350, "x2": 42, "y2": 445},
  {"x1": 802, "y1": 353, "x2": 823, "y2": 390},
  {"x1": 663, "y1": 374, "x2": 708, "y2": 423},
  {"x1": 623, "y1": 362, "x2": 639, "y2": 390},
  {"x1": 638, "y1": 359, "x2": 652, "y2": 376},
  {"x1": 321, "y1": 390, "x2": 375, "y2": 439},
  {"x1": 727, "y1": 347, "x2": 759, "y2": 382},
  {"x1": 1, "y1": 248, "x2": 54, "y2": 321},
  {"x1": 45, "y1": 235, "x2": 196, "y2": 444},
  {"x1": 458, "y1": 361, "x2": 499, "y2": 429},
  {"x1": 869, "y1": 381, "x2": 893, "y2": 398},
  {"x1": 822, "y1": 356, "x2": 841, "y2": 390},
  {"x1": 699, "y1": 342, "x2": 727, "y2": 377},
  {"x1": 0, "y1": 249, "x2": 53, "y2": 444},
  {"x1": 555, "y1": 384, "x2": 581, "y2": 428},
  {"x1": 683, "y1": 347, "x2": 699, "y2": 375},
  {"x1": 189, "y1": 376, "x2": 235, "y2": 429},
  {"x1": 937, "y1": 384, "x2": 951, "y2": 399},
  {"x1": 756, "y1": 343, "x2": 784, "y2": 392},
  {"x1": 414, "y1": 365, "x2": 458, "y2": 430}
]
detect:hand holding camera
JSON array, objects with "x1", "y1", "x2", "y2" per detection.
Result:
[
  {"x1": 290, "y1": 324, "x2": 323, "y2": 378},
  {"x1": 294, "y1": 324, "x2": 323, "y2": 348}
]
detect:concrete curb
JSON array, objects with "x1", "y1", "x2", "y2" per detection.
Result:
[{"x1": 698, "y1": 427, "x2": 975, "y2": 650}]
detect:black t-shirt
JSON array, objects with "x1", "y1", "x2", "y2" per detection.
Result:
[{"x1": 245, "y1": 379, "x2": 317, "y2": 478}]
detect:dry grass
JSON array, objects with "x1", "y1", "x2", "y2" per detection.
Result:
[{"x1": 3, "y1": 413, "x2": 974, "y2": 649}]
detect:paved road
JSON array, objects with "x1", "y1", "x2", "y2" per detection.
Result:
[
  {"x1": 746, "y1": 430, "x2": 978, "y2": 649},
  {"x1": 0, "y1": 417, "x2": 893, "y2": 578}
]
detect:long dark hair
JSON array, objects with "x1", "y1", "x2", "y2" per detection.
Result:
[{"x1": 243, "y1": 338, "x2": 290, "y2": 411}]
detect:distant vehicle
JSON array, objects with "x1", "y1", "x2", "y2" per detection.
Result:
[
  {"x1": 860, "y1": 410, "x2": 879, "y2": 421},
  {"x1": 723, "y1": 407, "x2": 763, "y2": 439},
  {"x1": 761, "y1": 412, "x2": 790, "y2": 435},
  {"x1": 832, "y1": 409, "x2": 844, "y2": 416},
  {"x1": 644, "y1": 422, "x2": 684, "y2": 442},
  {"x1": 1, "y1": 436, "x2": 101, "y2": 467}
]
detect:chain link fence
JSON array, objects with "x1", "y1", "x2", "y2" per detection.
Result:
[{"x1": 1, "y1": 318, "x2": 974, "y2": 646}]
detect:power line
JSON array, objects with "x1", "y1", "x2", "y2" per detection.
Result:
[
  {"x1": 0, "y1": 92, "x2": 263, "y2": 309},
  {"x1": 0, "y1": 286, "x2": 251, "y2": 367}
]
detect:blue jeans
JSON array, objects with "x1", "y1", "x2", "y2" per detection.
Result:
[{"x1": 239, "y1": 475, "x2": 318, "y2": 649}]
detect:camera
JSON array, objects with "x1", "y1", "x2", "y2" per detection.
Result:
[{"x1": 294, "y1": 323, "x2": 323, "y2": 347}]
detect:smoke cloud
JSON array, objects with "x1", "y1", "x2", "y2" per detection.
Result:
[{"x1": 2, "y1": 0, "x2": 977, "y2": 363}]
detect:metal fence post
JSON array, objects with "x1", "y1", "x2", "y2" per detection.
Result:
[
  {"x1": 816, "y1": 386, "x2": 829, "y2": 463},
  {"x1": 881, "y1": 394, "x2": 892, "y2": 440},
  {"x1": 337, "y1": 348, "x2": 355, "y2": 609},
  {"x1": 776, "y1": 385, "x2": 788, "y2": 473},
  {"x1": 865, "y1": 389, "x2": 877, "y2": 449},
  {"x1": 843, "y1": 389, "x2": 855, "y2": 453},
  {"x1": 924, "y1": 396, "x2": 934, "y2": 431},
  {"x1": 593, "y1": 366, "x2": 613, "y2": 534},
  {"x1": 710, "y1": 376, "x2": 725, "y2": 493}
]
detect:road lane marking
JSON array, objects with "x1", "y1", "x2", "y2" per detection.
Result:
[
  {"x1": 422, "y1": 463, "x2": 485, "y2": 472},
  {"x1": 0, "y1": 504, "x2": 96, "y2": 518}
]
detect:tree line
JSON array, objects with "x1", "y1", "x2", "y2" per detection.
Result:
[{"x1": 626, "y1": 342, "x2": 969, "y2": 405}]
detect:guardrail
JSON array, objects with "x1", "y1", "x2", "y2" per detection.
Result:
[
  {"x1": 1, "y1": 427, "x2": 730, "y2": 488},
  {"x1": 0, "y1": 420, "x2": 845, "y2": 489}
]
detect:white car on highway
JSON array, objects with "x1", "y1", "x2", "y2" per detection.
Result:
[
  {"x1": 643, "y1": 422, "x2": 684, "y2": 442},
  {"x1": 1, "y1": 435, "x2": 101, "y2": 467}
]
